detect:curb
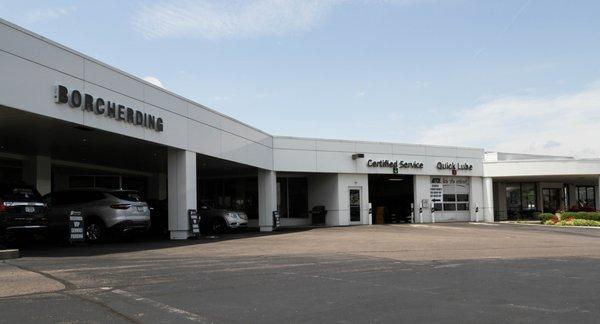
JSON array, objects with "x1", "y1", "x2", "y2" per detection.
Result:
[{"x1": 0, "y1": 249, "x2": 20, "y2": 260}]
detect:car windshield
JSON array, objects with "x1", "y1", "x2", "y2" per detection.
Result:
[
  {"x1": 0, "y1": 185, "x2": 42, "y2": 201},
  {"x1": 110, "y1": 191, "x2": 143, "y2": 202}
]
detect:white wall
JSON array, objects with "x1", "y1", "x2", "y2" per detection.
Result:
[
  {"x1": 0, "y1": 19, "x2": 273, "y2": 170},
  {"x1": 273, "y1": 137, "x2": 484, "y2": 177},
  {"x1": 308, "y1": 174, "x2": 339, "y2": 226}
]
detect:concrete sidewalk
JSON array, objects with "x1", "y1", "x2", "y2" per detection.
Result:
[{"x1": 0, "y1": 262, "x2": 64, "y2": 298}]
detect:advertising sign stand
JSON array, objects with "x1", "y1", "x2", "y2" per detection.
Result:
[
  {"x1": 68, "y1": 210, "x2": 85, "y2": 245},
  {"x1": 188, "y1": 209, "x2": 200, "y2": 238},
  {"x1": 272, "y1": 211, "x2": 281, "y2": 231}
]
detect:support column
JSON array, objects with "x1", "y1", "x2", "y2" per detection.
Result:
[
  {"x1": 167, "y1": 149, "x2": 197, "y2": 240},
  {"x1": 24, "y1": 155, "x2": 52, "y2": 195},
  {"x1": 594, "y1": 176, "x2": 600, "y2": 210},
  {"x1": 258, "y1": 169, "x2": 277, "y2": 232},
  {"x1": 483, "y1": 177, "x2": 494, "y2": 222}
]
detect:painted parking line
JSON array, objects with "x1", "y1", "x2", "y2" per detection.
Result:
[{"x1": 109, "y1": 288, "x2": 208, "y2": 323}]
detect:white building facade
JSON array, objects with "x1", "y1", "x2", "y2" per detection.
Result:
[
  {"x1": 485, "y1": 152, "x2": 600, "y2": 220},
  {"x1": 0, "y1": 19, "x2": 493, "y2": 239}
]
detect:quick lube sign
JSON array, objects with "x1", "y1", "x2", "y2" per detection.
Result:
[{"x1": 54, "y1": 85, "x2": 164, "y2": 132}]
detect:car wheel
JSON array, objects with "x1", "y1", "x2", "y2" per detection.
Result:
[
  {"x1": 85, "y1": 220, "x2": 104, "y2": 242},
  {"x1": 211, "y1": 218, "x2": 228, "y2": 234}
]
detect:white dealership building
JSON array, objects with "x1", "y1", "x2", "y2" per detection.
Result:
[{"x1": 6, "y1": 18, "x2": 598, "y2": 240}]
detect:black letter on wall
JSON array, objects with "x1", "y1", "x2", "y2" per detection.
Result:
[
  {"x1": 106, "y1": 101, "x2": 116, "y2": 118},
  {"x1": 156, "y1": 118, "x2": 164, "y2": 132},
  {"x1": 95, "y1": 98, "x2": 105, "y2": 114},
  {"x1": 135, "y1": 111, "x2": 143, "y2": 125},
  {"x1": 117, "y1": 105, "x2": 125, "y2": 121},
  {"x1": 69, "y1": 90, "x2": 82, "y2": 108},
  {"x1": 55, "y1": 85, "x2": 68, "y2": 103},
  {"x1": 84, "y1": 94, "x2": 94, "y2": 111}
]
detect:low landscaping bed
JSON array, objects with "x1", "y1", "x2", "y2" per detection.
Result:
[{"x1": 538, "y1": 211, "x2": 600, "y2": 227}]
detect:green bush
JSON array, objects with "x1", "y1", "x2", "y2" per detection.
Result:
[
  {"x1": 561, "y1": 212, "x2": 600, "y2": 221},
  {"x1": 538, "y1": 213, "x2": 554, "y2": 222},
  {"x1": 571, "y1": 219, "x2": 600, "y2": 226}
]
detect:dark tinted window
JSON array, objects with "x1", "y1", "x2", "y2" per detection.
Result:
[
  {"x1": 110, "y1": 191, "x2": 143, "y2": 202},
  {"x1": 69, "y1": 176, "x2": 94, "y2": 188},
  {"x1": 95, "y1": 176, "x2": 120, "y2": 189},
  {"x1": 0, "y1": 184, "x2": 42, "y2": 201},
  {"x1": 51, "y1": 191, "x2": 105, "y2": 205}
]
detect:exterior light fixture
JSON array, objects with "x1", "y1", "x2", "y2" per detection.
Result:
[{"x1": 352, "y1": 153, "x2": 365, "y2": 160}]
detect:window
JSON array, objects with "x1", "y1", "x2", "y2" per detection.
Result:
[
  {"x1": 505, "y1": 182, "x2": 537, "y2": 219},
  {"x1": 69, "y1": 176, "x2": 94, "y2": 188},
  {"x1": 277, "y1": 176, "x2": 308, "y2": 218},
  {"x1": 110, "y1": 191, "x2": 143, "y2": 202},
  {"x1": 577, "y1": 186, "x2": 596, "y2": 209},
  {"x1": 69, "y1": 175, "x2": 123, "y2": 190},
  {"x1": 431, "y1": 177, "x2": 469, "y2": 212},
  {"x1": 95, "y1": 176, "x2": 120, "y2": 189}
]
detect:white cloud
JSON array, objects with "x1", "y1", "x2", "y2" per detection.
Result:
[
  {"x1": 143, "y1": 76, "x2": 164, "y2": 88},
  {"x1": 22, "y1": 6, "x2": 76, "y2": 24},
  {"x1": 418, "y1": 83, "x2": 600, "y2": 158},
  {"x1": 416, "y1": 80, "x2": 432, "y2": 88},
  {"x1": 131, "y1": 0, "x2": 344, "y2": 39}
]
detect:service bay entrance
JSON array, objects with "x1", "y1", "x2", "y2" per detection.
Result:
[{"x1": 368, "y1": 174, "x2": 414, "y2": 224}]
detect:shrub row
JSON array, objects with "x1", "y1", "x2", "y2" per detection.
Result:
[
  {"x1": 560, "y1": 212, "x2": 600, "y2": 221},
  {"x1": 537, "y1": 213, "x2": 554, "y2": 222},
  {"x1": 572, "y1": 219, "x2": 600, "y2": 226},
  {"x1": 545, "y1": 219, "x2": 600, "y2": 227}
]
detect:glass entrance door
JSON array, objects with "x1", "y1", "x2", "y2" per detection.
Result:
[
  {"x1": 542, "y1": 188, "x2": 560, "y2": 213},
  {"x1": 349, "y1": 188, "x2": 361, "y2": 223}
]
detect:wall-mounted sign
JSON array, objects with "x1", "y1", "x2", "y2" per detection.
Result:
[
  {"x1": 430, "y1": 178, "x2": 443, "y2": 204},
  {"x1": 436, "y1": 162, "x2": 473, "y2": 175},
  {"x1": 54, "y1": 85, "x2": 164, "y2": 132},
  {"x1": 367, "y1": 159, "x2": 424, "y2": 170}
]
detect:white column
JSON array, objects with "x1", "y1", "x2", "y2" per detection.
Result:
[
  {"x1": 413, "y1": 175, "x2": 431, "y2": 222},
  {"x1": 483, "y1": 177, "x2": 494, "y2": 222},
  {"x1": 168, "y1": 149, "x2": 197, "y2": 240},
  {"x1": 258, "y1": 169, "x2": 277, "y2": 232},
  {"x1": 24, "y1": 155, "x2": 52, "y2": 195}
]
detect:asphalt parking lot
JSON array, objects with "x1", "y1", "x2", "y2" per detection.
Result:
[{"x1": 2, "y1": 223, "x2": 600, "y2": 323}]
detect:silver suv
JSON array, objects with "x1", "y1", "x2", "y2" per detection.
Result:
[
  {"x1": 44, "y1": 189, "x2": 150, "y2": 242},
  {"x1": 198, "y1": 201, "x2": 249, "y2": 233}
]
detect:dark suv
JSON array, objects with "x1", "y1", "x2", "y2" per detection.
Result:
[{"x1": 0, "y1": 183, "x2": 47, "y2": 237}]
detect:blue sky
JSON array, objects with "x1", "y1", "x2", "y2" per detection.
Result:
[{"x1": 1, "y1": 0, "x2": 600, "y2": 157}]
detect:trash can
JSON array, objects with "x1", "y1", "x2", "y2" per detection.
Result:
[{"x1": 311, "y1": 206, "x2": 327, "y2": 225}]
